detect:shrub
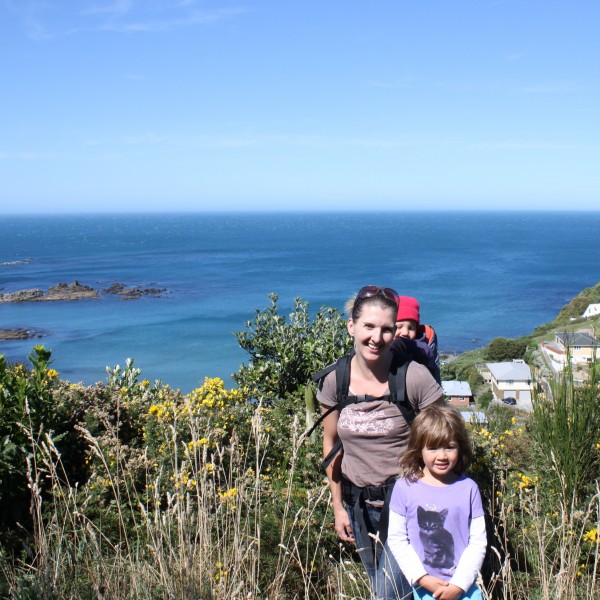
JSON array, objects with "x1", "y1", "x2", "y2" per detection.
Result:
[
  {"x1": 485, "y1": 337, "x2": 528, "y2": 362},
  {"x1": 234, "y1": 293, "x2": 351, "y2": 403}
]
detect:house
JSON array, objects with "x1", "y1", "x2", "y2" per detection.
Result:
[
  {"x1": 485, "y1": 360, "x2": 532, "y2": 404},
  {"x1": 554, "y1": 331, "x2": 600, "y2": 364},
  {"x1": 459, "y1": 410, "x2": 488, "y2": 427},
  {"x1": 442, "y1": 380, "x2": 473, "y2": 407},
  {"x1": 583, "y1": 303, "x2": 600, "y2": 319}
]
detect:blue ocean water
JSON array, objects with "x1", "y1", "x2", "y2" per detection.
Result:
[{"x1": 1, "y1": 212, "x2": 599, "y2": 393}]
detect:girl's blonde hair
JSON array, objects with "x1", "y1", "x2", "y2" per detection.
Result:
[{"x1": 399, "y1": 404, "x2": 473, "y2": 482}]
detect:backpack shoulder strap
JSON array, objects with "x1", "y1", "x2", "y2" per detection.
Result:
[
  {"x1": 307, "y1": 352, "x2": 354, "y2": 434},
  {"x1": 388, "y1": 350, "x2": 416, "y2": 426}
]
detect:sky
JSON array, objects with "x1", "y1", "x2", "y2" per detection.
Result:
[{"x1": 1, "y1": 0, "x2": 599, "y2": 213}]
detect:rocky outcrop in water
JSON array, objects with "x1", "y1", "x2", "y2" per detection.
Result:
[
  {"x1": 0, "y1": 281, "x2": 166, "y2": 303},
  {"x1": 0, "y1": 328, "x2": 46, "y2": 340},
  {"x1": 103, "y1": 283, "x2": 166, "y2": 300}
]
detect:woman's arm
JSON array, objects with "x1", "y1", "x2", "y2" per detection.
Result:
[{"x1": 322, "y1": 409, "x2": 353, "y2": 542}]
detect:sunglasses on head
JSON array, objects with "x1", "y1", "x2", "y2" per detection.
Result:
[{"x1": 356, "y1": 286, "x2": 399, "y2": 303}]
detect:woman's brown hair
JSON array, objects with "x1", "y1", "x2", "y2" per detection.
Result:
[{"x1": 399, "y1": 404, "x2": 473, "y2": 482}]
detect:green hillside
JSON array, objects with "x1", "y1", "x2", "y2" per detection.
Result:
[{"x1": 441, "y1": 280, "x2": 600, "y2": 382}]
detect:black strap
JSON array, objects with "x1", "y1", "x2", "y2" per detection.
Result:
[{"x1": 343, "y1": 477, "x2": 396, "y2": 565}]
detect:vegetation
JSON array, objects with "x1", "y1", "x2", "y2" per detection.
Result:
[
  {"x1": 0, "y1": 293, "x2": 599, "y2": 598},
  {"x1": 485, "y1": 337, "x2": 528, "y2": 362}
]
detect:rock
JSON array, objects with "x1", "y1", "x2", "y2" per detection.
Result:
[
  {"x1": 44, "y1": 281, "x2": 99, "y2": 301},
  {"x1": 0, "y1": 281, "x2": 165, "y2": 303},
  {"x1": 104, "y1": 283, "x2": 166, "y2": 300},
  {"x1": 0, "y1": 328, "x2": 46, "y2": 340},
  {"x1": 0, "y1": 289, "x2": 44, "y2": 303},
  {"x1": 103, "y1": 283, "x2": 126, "y2": 294}
]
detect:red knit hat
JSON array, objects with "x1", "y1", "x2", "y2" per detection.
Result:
[{"x1": 396, "y1": 296, "x2": 420, "y2": 324}]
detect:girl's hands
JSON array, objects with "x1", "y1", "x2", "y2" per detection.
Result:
[
  {"x1": 417, "y1": 575, "x2": 465, "y2": 599},
  {"x1": 333, "y1": 504, "x2": 354, "y2": 542},
  {"x1": 433, "y1": 583, "x2": 465, "y2": 599}
]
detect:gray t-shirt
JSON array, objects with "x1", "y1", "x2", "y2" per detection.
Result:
[{"x1": 317, "y1": 361, "x2": 443, "y2": 487}]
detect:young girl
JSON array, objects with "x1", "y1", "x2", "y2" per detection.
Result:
[{"x1": 387, "y1": 405, "x2": 487, "y2": 600}]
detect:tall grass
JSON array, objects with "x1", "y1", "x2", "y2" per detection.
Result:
[
  {"x1": 1, "y1": 359, "x2": 599, "y2": 598},
  {"x1": 1, "y1": 401, "x2": 369, "y2": 599}
]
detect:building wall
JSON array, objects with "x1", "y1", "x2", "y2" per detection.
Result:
[
  {"x1": 491, "y1": 379, "x2": 532, "y2": 402},
  {"x1": 447, "y1": 395, "x2": 471, "y2": 407}
]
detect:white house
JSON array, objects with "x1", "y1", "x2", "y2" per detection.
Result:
[
  {"x1": 554, "y1": 331, "x2": 600, "y2": 364},
  {"x1": 485, "y1": 360, "x2": 532, "y2": 404},
  {"x1": 583, "y1": 303, "x2": 600, "y2": 319}
]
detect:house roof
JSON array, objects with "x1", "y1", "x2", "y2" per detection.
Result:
[
  {"x1": 442, "y1": 380, "x2": 472, "y2": 397},
  {"x1": 459, "y1": 410, "x2": 488, "y2": 425},
  {"x1": 556, "y1": 331, "x2": 600, "y2": 347},
  {"x1": 486, "y1": 361, "x2": 531, "y2": 381}
]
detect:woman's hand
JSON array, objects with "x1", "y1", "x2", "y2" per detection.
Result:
[{"x1": 333, "y1": 504, "x2": 354, "y2": 542}]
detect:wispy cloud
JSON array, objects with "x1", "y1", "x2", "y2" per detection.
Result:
[
  {"x1": 471, "y1": 139, "x2": 598, "y2": 151},
  {"x1": 80, "y1": 0, "x2": 135, "y2": 17},
  {"x1": 518, "y1": 81, "x2": 584, "y2": 94},
  {"x1": 93, "y1": 7, "x2": 247, "y2": 34},
  {"x1": 7, "y1": 0, "x2": 248, "y2": 39}
]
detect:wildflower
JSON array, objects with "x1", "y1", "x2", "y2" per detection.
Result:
[
  {"x1": 219, "y1": 487, "x2": 237, "y2": 501},
  {"x1": 46, "y1": 368, "x2": 59, "y2": 379},
  {"x1": 584, "y1": 528, "x2": 598, "y2": 543}
]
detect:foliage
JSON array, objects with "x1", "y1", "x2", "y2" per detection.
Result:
[
  {"x1": 234, "y1": 293, "x2": 351, "y2": 402},
  {"x1": 533, "y1": 281, "x2": 600, "y2": 336},
  {"x1": 530, "y1": 359, "x2": 600, "y2": 504},
  {"x1": 440, "y1": 348, "x2": 486, "y2": 381},
  {"x1": 485, "y1": 337, "x2": 529, "y2": 362},
  {"x1": 0, "y1": 346, "x2": 72, "y2": 530},
  {"x1": 476, "y1": 389, "x2": 493, "y2": 409}
]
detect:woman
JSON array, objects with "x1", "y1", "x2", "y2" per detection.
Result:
[{"x1": 318, "y1": 286, "x2": 444, "y2": 599}]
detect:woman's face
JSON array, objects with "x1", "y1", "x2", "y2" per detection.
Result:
[{"x1": 347, "y1": 302, "x2": 396, "y2": 361}]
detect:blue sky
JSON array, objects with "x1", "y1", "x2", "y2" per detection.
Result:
[{"x1": 1, "y1": 0, "x2": 599, "y2": 213}]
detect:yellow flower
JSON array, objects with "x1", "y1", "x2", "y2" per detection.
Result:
[
  {"x1": 219, "y1": 487, "x2": 237, "y2": 502},
  {"x1": 46, "y1": 368, "x2": 59, "y2": 379},
  {"x1": 584, "y1": 528, "x2": 598, "y2": 543}
]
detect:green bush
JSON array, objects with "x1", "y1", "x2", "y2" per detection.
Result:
[
  {"x1": 234, "y1": 293, "x2": 351, "y2": 403},
  {"x1": 485, "y1": 337, "x2": 529, "y2": 362}
]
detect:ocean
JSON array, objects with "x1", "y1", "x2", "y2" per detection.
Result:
[{"x1": 1, "y1": 211, "x2": 599, "y2": 393}]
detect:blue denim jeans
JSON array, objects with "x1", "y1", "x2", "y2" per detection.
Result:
[
  {"x1": 346, "y1": 501, "x2": 412, "y2": 600},
  {"x1": 412, "y1": 583, "x2": 483, "y2": 600}
]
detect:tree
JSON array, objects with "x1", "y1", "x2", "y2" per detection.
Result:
[
  {"x1": 234, "y1": 294, "x2": 351, "y2": 403},
  {"x1": 486, "y1": 337, "x2": 528, "y2": 362}
]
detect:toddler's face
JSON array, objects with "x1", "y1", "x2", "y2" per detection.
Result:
[{"x1": 394, "y1": 319, "x2": 418, "y2": 340}]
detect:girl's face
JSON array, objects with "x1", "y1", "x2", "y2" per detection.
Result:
[
  {"x1": 348, "y1": 303, "x2": 396, "y2": 362},
  {"x1": 421, "y1": 437, "x2": 459, "y2": 482}
]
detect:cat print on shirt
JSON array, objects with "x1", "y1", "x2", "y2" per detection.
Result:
[{"x1": 417, "y1": 506, "x2": 455, "y2": 573}]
